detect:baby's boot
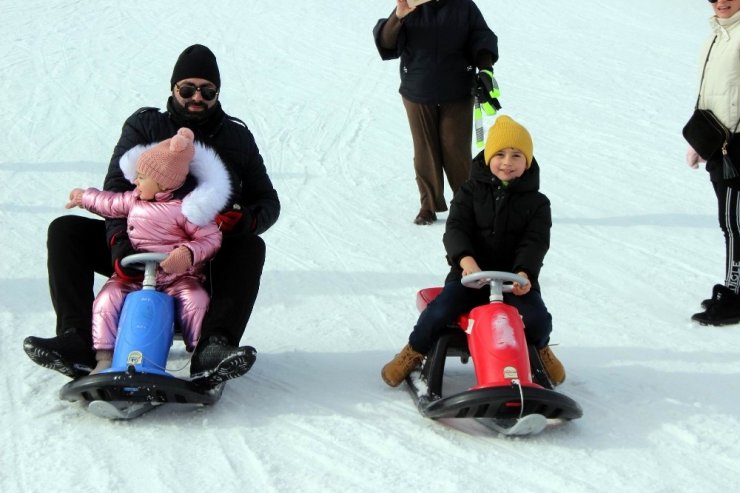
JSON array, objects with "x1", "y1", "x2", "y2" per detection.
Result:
[{"x1": 90, "y1": 350, "x2": 113, "y2": 375}]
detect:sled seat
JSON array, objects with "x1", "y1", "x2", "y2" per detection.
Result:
[
  {"x1": 417, "y1": 287, "x2": 471, "y2": 366},
  {"x1": 416, "y1": 287, "x2": 470, "y2": 331}
]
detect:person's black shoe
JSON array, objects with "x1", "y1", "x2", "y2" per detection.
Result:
[
  {"x1": 414, "y1": 209, "x2": 437, "y2": 225},
  {"x1": 700, "y1": 284, "x2": 724, "y2": 310},
  {"x1": 692, "y1": 285, "x2": 740, "y2": 326},
  {"x1": 190, "y1": 336, "x2": 256, "y2": 388},
  {"x1": 23, "y1": 331, "x2": 95, "y2": 378}
]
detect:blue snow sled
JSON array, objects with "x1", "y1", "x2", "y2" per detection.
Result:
[{"x1": 60, "y1": 253, "x2": 223, "y2": 419}]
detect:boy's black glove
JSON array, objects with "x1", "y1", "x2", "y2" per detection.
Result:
[
  {"x1": 110, "y1": 233, "x2": 143, "y2": 282},
  {"x1": 475, "y1": 68, "x2": 501, "y2": 115}
]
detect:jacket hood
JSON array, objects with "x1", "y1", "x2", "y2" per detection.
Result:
[
  {"x1": 119, "y1": 140, "x2": 231, "y2": 226},
  {"x1": 471, "y1": 150, "x2": 541, "y2": 192}
]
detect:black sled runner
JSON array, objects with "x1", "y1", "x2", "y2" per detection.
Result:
[
  {"x1": 59, "y1": 253, "x2": 254, "y2": 420},
  {"x1": 405, "y1": 272, "x2": 582, "y2": 436}
]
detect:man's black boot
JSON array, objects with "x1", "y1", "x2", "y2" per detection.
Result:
[
  {"x1": 190, "y1": 336, "x2": 256, "y2": 388},
  {"x1": 23, "y1": 331, "x2": 95, "y2": 378}
]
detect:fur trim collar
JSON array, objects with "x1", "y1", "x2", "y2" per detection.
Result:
[{"x1": 119, "y1": 140, "x2": 231, "y2": 226}]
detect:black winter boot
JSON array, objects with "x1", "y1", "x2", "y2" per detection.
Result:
[
  {"x1": 23, "y1": 331, "x2": 95, "y2": 378},
  {"x1": 692, "y1": 285, "x2": 740, "y2": 326},
  {"x1": 700, "y1": 284, "x2": 724, "y2": 310},
  {"x1": 190, "y1": 336, "x2": 256, "y2": 388}
]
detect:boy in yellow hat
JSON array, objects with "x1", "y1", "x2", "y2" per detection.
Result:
[{"x1": 381, "y1": 115, "x2": 565, "y2": 388}]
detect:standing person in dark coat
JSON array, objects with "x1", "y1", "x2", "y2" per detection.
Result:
[
  {"x1": 23, "y1": 44, "x2": 281, "y2": 388},
  {"x1": 381, "y1": 116, "x2": 566, "y2": 387},
  {"x1": 373, "y1": 0, "x2": 499, "y2": 225}
]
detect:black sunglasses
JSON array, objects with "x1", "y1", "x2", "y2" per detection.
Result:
[
  {"x1": 708, "y1": 0, "x2": 717, "y2": 3},
  {"x1": 175, "y1": 83, "x2": 219, "y2": 101}
]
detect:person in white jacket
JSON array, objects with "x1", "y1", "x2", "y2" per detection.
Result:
[{"x1": 688, "y1": 0, "x2": 740, "y2": 325}]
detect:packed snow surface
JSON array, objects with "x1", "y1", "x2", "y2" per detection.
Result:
[{"x1": 2, "y1": 1, "x2": 738, "y2": 491}]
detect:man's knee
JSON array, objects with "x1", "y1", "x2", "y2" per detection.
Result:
[
  {"x1": 48, "y1": 216, "x2": 80, "y2": 246},
  {"x1": 48, "y1": 216, "x2": 104, "y2": 247},
  {"x1": 221, "y1": 233, "x2": 266, "y2": 266},
  {"x1": 244, "y1": 233, "x2": 266, "y2": 258}
]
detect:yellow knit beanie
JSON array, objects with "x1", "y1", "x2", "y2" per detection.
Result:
[{"x1": 484, "y1": 115, "x2": 534, "y2": 168}]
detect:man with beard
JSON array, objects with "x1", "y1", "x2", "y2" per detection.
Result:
[{"x1": 23, "y1": 44, "x2": 281, "y2": 388}]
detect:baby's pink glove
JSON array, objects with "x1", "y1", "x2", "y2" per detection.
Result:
[
  {"x1": 686, "y1": 146, "x2": 704, "y2": 169},
  {"x1": 65, "y1": 188, "x2": 85, "y2": 209},
  {"x1": 160, "y1": 246, "x2": 193, "y2": 274}
]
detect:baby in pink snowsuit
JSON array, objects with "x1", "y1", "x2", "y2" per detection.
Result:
[{"x1": 66, "y1": 128, "x2": 231, "y2": 374}]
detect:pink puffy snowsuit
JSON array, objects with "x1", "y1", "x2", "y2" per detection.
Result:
[{"x1": 83, "y1": 141, "x2": 231, "y2": 352}]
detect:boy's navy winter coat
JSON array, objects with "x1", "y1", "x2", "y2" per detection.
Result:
[{"x1": 443, "y1": 151, "x2": 551, "y2": 290}]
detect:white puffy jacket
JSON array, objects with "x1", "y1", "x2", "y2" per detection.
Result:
[{"x1": 697, "y1": 9, "x2": 740, "y2": 130}]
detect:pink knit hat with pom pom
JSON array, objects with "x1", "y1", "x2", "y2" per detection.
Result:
[{"x1": 137, "y1": 128, "x2": 194, "y2": 190}]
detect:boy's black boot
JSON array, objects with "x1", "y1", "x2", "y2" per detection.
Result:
[
  {"x1": 190, "y1": 336, "x2": 256, "y2": 388},
  {"x1": 23, "y1": 330, "x2": 95, "y2": 378},
  {"x1": 692, "y1": 285, "x2": 740, "y2": 326}
]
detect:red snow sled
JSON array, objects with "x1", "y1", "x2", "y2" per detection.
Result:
[{"x1": 405, "y1": 271, "x2": 582, "y2": 435}]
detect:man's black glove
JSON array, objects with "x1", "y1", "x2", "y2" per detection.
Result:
[
  {"x1": 110, "y1": 233, "x2": 144, "y2": 282},
  {"x1": 475, "y1": 68, "x2": 501, "y2": 115}
]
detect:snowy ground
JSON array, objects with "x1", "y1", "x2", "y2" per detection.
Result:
[{"x1": 2, "y1": 1, "x2": 738, "y2": 491}]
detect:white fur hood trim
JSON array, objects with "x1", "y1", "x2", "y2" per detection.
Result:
[{"x1": 119, "y1": 141, "x2": 231, "y2": 226}]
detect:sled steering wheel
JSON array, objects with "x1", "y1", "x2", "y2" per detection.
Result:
[
  {"x1": 121, "y1": 252, "x2": 168, "y2": 290},
  {"x1": 461, "y1": 271, "x2": 529, "y2": 301}
]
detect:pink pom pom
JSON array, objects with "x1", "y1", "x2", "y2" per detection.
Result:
[{"x1": 170, "y1": 128, "x2": 194, "y2": 152}]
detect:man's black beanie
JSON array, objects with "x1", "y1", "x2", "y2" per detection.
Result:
[{"x1": 170, "y1": 44, "x2": 221, "y2": 89}]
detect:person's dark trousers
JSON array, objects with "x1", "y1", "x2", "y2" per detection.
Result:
[
  {"x1": 711, "y1": 178, "x2": 740, "y2": 293},
  {"x1": 402, "y1": 96, "x2": 473, "y2": 213},
  {"x1": 47, "y1": 216, "x2": 112, "y2": 345},
  {"x1": 200, "y1": 230, "x2": 266, "y2": 347},
  {"x1": 503, "y1": 289, "x2": 552, "y2": 349},
  {"x1": 408, "y1": 280, "x2": 552, "y2": 354}
]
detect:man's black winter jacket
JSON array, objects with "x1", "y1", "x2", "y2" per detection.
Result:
[{"x1": 102, "y1": 98, "x2": 280, "y2": 242}]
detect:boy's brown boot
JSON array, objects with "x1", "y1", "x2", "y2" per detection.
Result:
[
  {"x1": 381, "y1": 344, "x2": 424, "y2": 387},
  {"x1": 538, "y1": 346, "x2": 566, "y2": 387}
]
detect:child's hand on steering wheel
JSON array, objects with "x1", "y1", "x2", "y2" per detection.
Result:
[
  {"x1": 460, "y1": 256, "x2": 481, "y2": 277},
  {"x1": 511, "y1": 271, "x2": 530, "y2": 296}
]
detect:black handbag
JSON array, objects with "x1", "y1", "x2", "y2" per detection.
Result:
[{"x1": 682, "y1": 108, "x2": 729, "y2": 161}]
